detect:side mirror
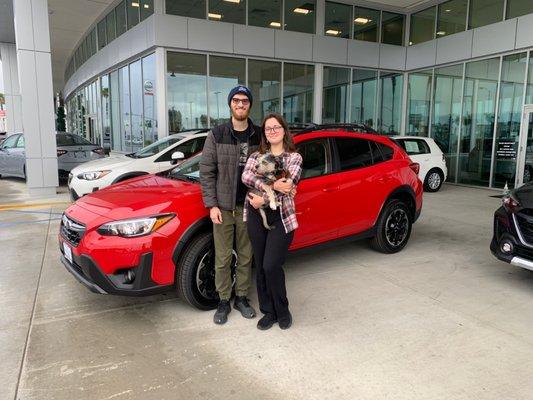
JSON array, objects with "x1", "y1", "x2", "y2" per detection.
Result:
[{"x1": 170, "y1": 151, "x2": 185, "y2": 165}]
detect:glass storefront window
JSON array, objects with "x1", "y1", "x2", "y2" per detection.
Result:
[
  {"x1": 116, "y1": 1, "x2": 127, "y2": 36},
  {"x1": 406, "y1": 70, "x2": 433, "y2": 136},
  {"x1": 119, "y1": 65, "x2": 132, "y2": 152},
  {"x1": 142, "y1": 54, "x2": 158, "y2": 146},
  {"x1": 351, "y1": 69, "x2": 377, "y2": 126},
  {"x1": 525, "y1": 55, "x2": 533, "y2": 104},
  {"x1": 353, "y1": 7, "x2": 380, "y2": 43},
  {"x1": 409, "y1": 6, "x2": 436, "y2": 45},
  {"x1": 248, "y1": 0, "x2": 282, "y2": 29},
  {"x1": 436, "y1": 0, "x2": 467, "y2": 38},
  {"x1": 378, "y1": 72, "x2": 403, "y2": 135},
  {"x1": 284, "y1": 0, "x2": 315, "y2": 34},
  {"x1": 492, "y1": 53, "x2": 527, "y2": 188},
  {"x1": 208, "y1": 56, "x2": 245, "y2": 126},
  {"x1": 325, "y1": 1, "x2": 352, "y2": 38},
  {"x1": 130, "y1": 60, "x2": 144, "y2": 152},
  {"x1": 100, "y1": 75, "x2": 112, "y2": 152},
  {"x1": 208, "y1": 0, "x2": 245, "y2": 24},
  {"x1": 141, "y1": 0, "x2": 153, "y2": 21},
  {"x1": 506, "y1": 0, "x2": 533, "y2": 19},
  {"x1": 432, "y1": 64, "x2": 464, "y2": 182},
  {"x1": 89, "y1": 29, "x2": 97, "y2": 57},
  {"x1": 382, "y1": 12, "x2": 405, "y2": 46},
  {"x1": 110, "y1": 70, "x2": 122, "y2": 152},
  {"x1": 248, "y1": 59, "x2": 282, "y2": 123},
  {"x1": 97, "y1": 20, "x2": 107, "y2": 50},
  {"x1": 458, "y1": 57, "x2": 500, "y2": 186},
  {"x1": 127, "y1": 0, "x2": 140, "y2": 29},
  {"x1": 167, "y1": 52, "x2": 207, "y2": 132},
  {"x1": 322, "y1": 66, "x2": 350, "y2": 123},
  {"x1": 283, "y1": 63, "x2": 314, "y2": 124},
  {"x1": 469, "y1": 0, "x2": 504, "y2": 29},
  {"x1": 106, "y1": 10, "x2": 116, "y2": 43},
  {"x1": 166, "y1": 0, "x2": 206, "y2": 19}
]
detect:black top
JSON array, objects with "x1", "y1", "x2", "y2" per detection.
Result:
[{"x1": 234, "y1": 127, "x2": 252, "y2": 205}]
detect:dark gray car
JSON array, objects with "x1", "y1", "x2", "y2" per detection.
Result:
[{"x1": 0, "y1": 132, "x2": 104, "y2": 180}]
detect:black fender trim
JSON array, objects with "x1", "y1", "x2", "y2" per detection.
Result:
[{"x1": 172, "y1": 217, "x2": 212, "y2": 267}]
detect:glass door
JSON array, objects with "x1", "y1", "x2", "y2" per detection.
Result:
[{"x1": 516, "y1": 104, "x2": 533, "y2": 187}]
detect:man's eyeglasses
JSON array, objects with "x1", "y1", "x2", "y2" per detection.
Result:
[
  {"x1": 231, "y1": 98, "x2": 250, "y2": 106},
  {"x1": 265, "y1": 125, "x2": 283, "y2": 134}
]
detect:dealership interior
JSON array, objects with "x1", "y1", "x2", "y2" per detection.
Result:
[{"x1": 3, "y1": 1, "x2": 533, "y2": 399}]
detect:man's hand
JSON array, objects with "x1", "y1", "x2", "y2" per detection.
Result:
[
  {"x1": 273, "y1": 178, "x2": 292, "y2": 194},
  {"x1": 210, "y1": 207, "x2": 223, "y2": 224},
  {"x1": 248, "y1": 193, "x2": 265, "y2": 209}
]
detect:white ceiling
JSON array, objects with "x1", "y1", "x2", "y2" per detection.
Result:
[{"x1": 0, "y1": 0, "x2": 435, "y2": 94}]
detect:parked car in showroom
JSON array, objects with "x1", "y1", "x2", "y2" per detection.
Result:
[
  {"x1": 491, "y1": 183, "x2": 533, "y2": 272},
  {"x1": 393, "y1": 136, "x2": 447, "y2": 192},
  {"x1": 59, "y1": 125, "x2": 423, "y2": 309},
  {"x1": 0, "y1": 132, "x2": 104, "y2": 180},
  {"x1": 68, "y1": 129, "x2": 208, "y2": 200}
]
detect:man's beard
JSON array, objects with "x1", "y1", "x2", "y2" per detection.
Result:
[{"x1": 231, "y1": 108, "x2": 249, "y2": 122}]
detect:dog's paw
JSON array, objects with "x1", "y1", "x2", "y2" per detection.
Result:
[{"x1": 269, "y1": 201, "x2": 277, "y2": 210}]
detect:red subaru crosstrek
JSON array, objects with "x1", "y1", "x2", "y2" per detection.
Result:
[{"x1": 59, "y1": 126, "x2": 423, "y2": 309}]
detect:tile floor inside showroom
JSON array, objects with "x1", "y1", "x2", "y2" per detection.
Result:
[{"x1": 1, "y1": 178, "x2": 533, "y2": 400}]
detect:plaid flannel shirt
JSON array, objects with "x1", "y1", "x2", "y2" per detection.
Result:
[{"x1": 242, "y1": 151, "x2": 303, "y2": 233}]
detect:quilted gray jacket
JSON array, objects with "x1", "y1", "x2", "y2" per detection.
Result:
[{"x1": 199, "y1": 119, "x2": 261, "y2": 211}]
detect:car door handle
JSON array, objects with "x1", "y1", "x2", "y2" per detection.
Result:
[{"x1": 322, "y1": 186, "x2": 339, "y2": 192}]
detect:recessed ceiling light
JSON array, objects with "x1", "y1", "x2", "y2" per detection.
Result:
[
  {"x1": 224, "y1": 0, "x2": 241, "y2": 3},
  {"x1": 208, "y1": 13, "x2": 222, "y2": 20},
  {"x1": 131, "y1": 2, "x2": 139, "y2": 7},
  {"x1": 354, "y1": 17, "x2": 370, "y2": 24},
  {"x1": 326, "y1": 29, "x2": 341, "y2": 36},
  {"x1": 409, "y1": 41, "x2": 413, "y2": 45},
  {"x1": 445, "y1": 9, "x2": 451, "y2": 12},
  {"x1": 294, "y1": 7, "x2": 311, "y2": 14},
  {"x1": 144, "y1": 4, "x2": 149, "y2": 8},
  {"x1": 270, "y1": 21, "x2": 281, "y2": 28},
  {"x1": 436, "y1": 31, "x2": 446, "y2": 35}
]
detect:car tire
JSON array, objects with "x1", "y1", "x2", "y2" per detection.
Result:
[
  {"x1": 424, "y1": 168, "x2": 444, "y2": 192},
  {"x1": 370, "y1": 199, "x2": 412, "y2": 254}
]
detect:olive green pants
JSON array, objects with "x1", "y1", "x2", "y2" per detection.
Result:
[{"x1": 213, "y1": 206, "x2": 253, "y2": 300}]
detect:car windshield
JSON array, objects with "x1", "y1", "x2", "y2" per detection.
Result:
[
  {"x1": 56, "y1": 133, "x2": 92, "y2": 146},
  {"x1": 131, "y1": 135, "x2": 185, "y2": 158},
  {"x1": 168, "y1": 153, "x2": 201, "y2": 182}
]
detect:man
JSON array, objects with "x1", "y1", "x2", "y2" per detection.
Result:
[{"x1": 200, "y1": 85, "x2": 261, "y2": 324}]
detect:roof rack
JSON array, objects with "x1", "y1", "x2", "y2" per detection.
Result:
[{"x1": 290, "y1": 123, "x2": 377, "y2": 136}]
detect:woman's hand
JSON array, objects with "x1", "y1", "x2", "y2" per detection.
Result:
[
  {"x1": 248, "y1": 193, "x2": 265, "y2": 209},
  {"x1": 273, "y1": 178, "x2": 293, "y2": 194}
]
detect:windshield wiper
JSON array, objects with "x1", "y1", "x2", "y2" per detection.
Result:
[{"x1": 169, "y1": 173, "x2": 200, "y2": 183}]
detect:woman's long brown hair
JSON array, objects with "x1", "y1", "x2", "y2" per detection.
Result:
[{"x1": 259, "y1": 113, "x2": 296, "y2": 154}]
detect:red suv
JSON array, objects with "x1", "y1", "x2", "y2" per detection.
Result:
[{"x1": 59, "y1": 126, "x2": 423, "y2": 309}]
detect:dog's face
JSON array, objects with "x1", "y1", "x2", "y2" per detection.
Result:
[{"x1": 256, "y1": 153, "x2": 278, "y2": 176}]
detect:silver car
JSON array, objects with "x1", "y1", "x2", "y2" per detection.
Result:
[{"x1": 0, "y1": 132, "x2": 105, "y2": 180}]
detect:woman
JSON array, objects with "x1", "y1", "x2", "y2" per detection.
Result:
[{"x1": 242, "y1": 113, "x2": 303, "y2": 330}]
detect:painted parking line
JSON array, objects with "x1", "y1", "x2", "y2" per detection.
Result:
[
  {"x1": 0, "y1": 201, "x2": 70, "y2": 211},
  {"x1": 0, "y1": 217, "x2": 62, "y2": 227},
  {"x1": 0, "y1": 209, "x2": 64, "y2": 216}
]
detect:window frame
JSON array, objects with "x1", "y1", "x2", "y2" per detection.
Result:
[{"x1": 296, "y1": 137, "x2": 334, "y2": 180}]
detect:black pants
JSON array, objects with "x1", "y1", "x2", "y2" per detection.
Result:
[{"x1": 247, "y1": 205, "x2": 294, "y2": 320}]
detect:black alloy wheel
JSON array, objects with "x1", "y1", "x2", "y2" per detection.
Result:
[{"x1": 370, "y1": 199, "x2": 412, "y2": 254}]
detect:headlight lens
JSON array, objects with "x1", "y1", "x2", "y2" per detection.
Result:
[
  {"x1": 97, "y1": 214, "x2": 175, "y2": 238},
  {"x1": 77, "y1": 170, "x2": 111, "y2": 180}
]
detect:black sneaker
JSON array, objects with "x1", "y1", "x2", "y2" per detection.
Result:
[
  {"x1": 233, "y1": 296, "x2": 256, "y2": 319},
  {"x1": 257, "y1": 314, "x2": 277, "y2": 330},
  {"x1": 213, "y1": 300, "x2": 231, "y2": 325},
  {"x1": 278, "y1": 312, "x2": 292, "y2": 330}
]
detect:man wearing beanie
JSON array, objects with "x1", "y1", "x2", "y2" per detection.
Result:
[{"x1": 200, "y1": 85, "x2": 261, "y2": 324}]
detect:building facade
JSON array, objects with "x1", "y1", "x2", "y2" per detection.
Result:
[{"x1": 63, "y1": 0, "x2": 533, "y2": 190}]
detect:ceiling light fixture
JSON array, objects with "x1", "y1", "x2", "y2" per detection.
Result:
[
  {"x1": 144, "y1": 4, "x2": 149, "y2": 8},
  {"x1": 224, "y1": 0, "x2": 241, "y2": 3},
  {"x1": 445, "y1": 9, "x2": 451, "y2": 12},
  {"x1": 354, "y1": 17, "x2": 370, "y2": 24},
  {"x1": 131, "y1": 2, "x2": 139, "y2": 7},
  {"x1": 326, "y1": 29, "x2": 341, "y2": 36},
  {"x1": 270, "y1": 21, "x2": 281, "y2": 27},
  {"x1": 436, "y1": 31, "x2": 446, "y2": 35},
  {"x1": 294, "y1": 7, "x2": 311, "y2": 14},
  {"x1": 208, "y1": 13, "x2": 223, "y2": 20}
]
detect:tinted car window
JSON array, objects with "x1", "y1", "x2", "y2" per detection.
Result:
[
  {"x1": 297, "y1": 139, "x2": 330, "y2": 179},
  {"x1": 397, "y1": 139, "x2": 430, "y2": 155},
  {"x1": 335, "y1": 138, "x2": 373, "y2": 171},
  {"x1": 1, "y1": 134, "x2": 19, "y2": 149},
  {"x1": 57, "y1": 133, "x2": 92, "y2": 146},
  {"x1": 16, "y1": 135, "x2": 25, "y2": 148},
  {"x1": 133, "y1": 135, "x2": 185, "y2": 158},
  {"x1": 157, "y1": 136, "x2": 206, "y2": 163},
  {"x1": 377, "y1": 142, "x2": 394, "y2": 161}
]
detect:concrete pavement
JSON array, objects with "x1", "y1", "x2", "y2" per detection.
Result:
[{"x1": 1, "y1": 178, "x2": 533, "y2": 400}]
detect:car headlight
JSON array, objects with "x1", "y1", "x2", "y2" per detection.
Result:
[
  {"x1": 97, "y1": 214, "x2": 175, "y2": 238},
  {"x1": 77, "y1": 170, "x2": 111, "y2": 181}
]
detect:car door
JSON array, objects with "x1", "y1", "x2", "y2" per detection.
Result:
[
  {"x1": 332, "y1": 137, "x2": 388, "y2": 237},
  {"x1": 291, "y1": 137, "x2": 340, "y2": 249},
  {"x1": 156, "y1": 136, "x2": 207, "y2": 171},
  {"x1": 0, "y1": 134, "x2": 20, "y2": 175}
]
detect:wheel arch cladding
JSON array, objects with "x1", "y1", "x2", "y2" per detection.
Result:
[
  {"x1": 172, "y1": 216, "x2": 212, "y2": 268},
  {"x1": 387, "y1": 186, "x2": 416, "y2": 221}
]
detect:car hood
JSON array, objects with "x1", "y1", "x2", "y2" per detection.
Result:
[
  {"x1": 71, "y1": 154, "x2": 134, "y2": 174},
  {"x1": 74, "y1": 174, "x2": 202, "y2": 220}
]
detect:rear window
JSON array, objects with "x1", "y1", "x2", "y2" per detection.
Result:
[
  {"x1": 397, "y1": 139, "x2": 430, "y2": 155},
  {"x1": 57, "y1": 133, "x2": 92, "y2": 146},
  {"x1": 335, "y1": 138, "x2": 373, "y2": 171}
]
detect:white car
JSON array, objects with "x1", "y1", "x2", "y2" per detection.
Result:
[
  {"x1": 393, "y1": 136, "x2": 448, "y2": 192},
  {"x1": 68, "y1": 130, "x2": 208, "y2": 199}
]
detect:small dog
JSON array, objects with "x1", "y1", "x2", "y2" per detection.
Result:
[{"x1": 249, "y1": 153, "x2": 292, "y2": 230}]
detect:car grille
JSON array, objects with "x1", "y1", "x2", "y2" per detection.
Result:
[{"x1": 60, "y1": 213, "x2": 86, "y2": 247}]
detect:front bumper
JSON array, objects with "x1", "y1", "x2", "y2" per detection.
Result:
[{"x1": 59, "y1": 241, "x2": 173, "y2": 296}]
